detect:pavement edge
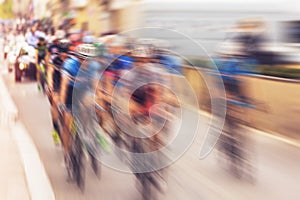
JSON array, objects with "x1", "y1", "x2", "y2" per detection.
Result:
[{"x1": 0, "y1": 75, "x2": 55, "y2": 200}]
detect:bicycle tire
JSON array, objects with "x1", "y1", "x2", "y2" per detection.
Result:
[{"x1": 73, "y1": 136, "x2": 85, "y2": 191}]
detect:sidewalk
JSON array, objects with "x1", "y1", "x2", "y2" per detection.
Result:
[
  {"x1": 0, "y1": 73, "x2": 30, "y2": 199},
  {"x1": 0, "y1": 73, "x2": 54, "y2": 200},
  {"x1": 0, "y1": 125, "x2": 30, "y2": 200}
]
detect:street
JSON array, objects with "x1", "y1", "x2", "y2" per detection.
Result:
[{"x1": 2, "y1": 69, "x2": 300, "y2": 200}]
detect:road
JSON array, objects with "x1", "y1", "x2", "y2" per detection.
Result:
[{"x1": 3, "y1": 70, "x2": 300, "y2": 200}]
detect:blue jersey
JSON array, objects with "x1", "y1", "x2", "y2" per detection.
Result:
[
  {"x1": 104, "y1": 54, "x2": 135, "y2": 86},
  {"x1": 105, "y1": 54, "x2": 134, "y2": 72},
  {"x1": 215, "y1": 57, "x2": 240, "y2": 82},
  {"x1": 75, "y1": 60, "x2": 103, "y2": 92},
  {"x1": 157, "y1": 54, "x2": 182, "y2": 75},
  {"x1": 113, "y1": 55, "x2": 134, "y2": 71},
  {"x1": 62, "y1": 56, "x2": 81, "y2": 87}
]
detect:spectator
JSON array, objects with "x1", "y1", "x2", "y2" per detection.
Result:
[{"x1": 26, "y1": 26, "x2": 38, "y2": 48}]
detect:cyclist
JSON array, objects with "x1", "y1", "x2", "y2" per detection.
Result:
[
  {"x1": 26, "y1": 26, "x2": 38, "y2": 48},
  {"x1": 101, "y1": 35, "x2": 134, "y2": 86},
  {"x1": 60, "y1": 51, "x2": 81, "y2": 109},
  {"x1": 57, "y1": 42, "x2": 86, "y2": 188},
  {"x1": 153, "y1": 40, "x2": 182, "y2": 107},
  {"x1": 36, "y1": 37, "x2": 49, "y2": 93},
  {"x1": 73, "y1": 39, "x2": 109, "y2": 175},
  {"x1": 96, "y1": 35, "x2": 135, "y2": 145},
  {"x1": 215, "y1": 33, "x2": 256, "y2": 180},
  {"x1": 47, "y1": 39, "x2": 70, "y2": 145},
  {"x1": 121, "y1": 43, "x2": 171, "y2": 199}
]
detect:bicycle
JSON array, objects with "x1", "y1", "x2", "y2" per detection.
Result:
[
  {"x1": 216, "y1": 98, "x2": 261, "y2": 183},
  {"x1": 130, "y1": 104, "x2": 177, "y2": 200},
  {"x1": 57, "y1": 104, "x2": 86, "y2": 190},
  {"x1": 74, "y1": 99, "x2": 104, "y2": 179},
  {"x1": 37, "y1": 60, "x2": 47, "y2": 94},
  {"x1": 133, "y1": 135, "x2": 171, "y2": 200}
]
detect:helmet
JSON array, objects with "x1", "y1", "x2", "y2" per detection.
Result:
[
  {"x1": 76, "y1": 43, "x2": 104, "y2": 57},
  {"x1": 130, "y1": 38, "x2": 154, "y2": 58},
  {"x1": 130, "y1": 45, "x2": 153, "y2": 58},
  {"x1": 58, "y1": 39, "x2": 70, "y2": 53}
]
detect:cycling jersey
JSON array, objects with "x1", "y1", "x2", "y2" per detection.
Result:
[
  {"x1": 62, "y1": 56, "x2": 81, "y2": 87},
  {"x1": 51, "y1": 55, "x2": 64, "y2": 92},
  {"x1": 75, "y1": 59, "x2": 103, "y2": 92},
  {"x1": 215, "y1": 57, "x2": 248, "y2": 100},
  {"x1": 157, "y1": 54, "x2": 183, "y2": 75},
  {"x1": 111, "y1": 55, "x2": 134, "y2": 71},
  {"x1": 103, "y1": 54, "x2": 134, "y2": 88},
  {"x1": 61, "y1": 56, "x2": 81, "y2": 110},
  {"x1": 126, "y1": 63, "x2": 167, "y2": 108},
  {"x1": 37, "y1": 44, "x2": 47, "y2": 64}
]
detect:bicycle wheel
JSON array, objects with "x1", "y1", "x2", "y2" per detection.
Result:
[
  {"x1": 65, "y1": 154, "x2": 74, "y2": 182},
  {"x1": 141, "y1": 174, "x2": 161, "y2": 200},
  {"x1": 90, "y1": 153, "x2": 101, "y2": 179},
  {"x1": 40, "y1": 71, "x2": 47, "y2": 94},
  {"x1": 140, "y1": 175, "x2": 152, "y2": 200},
  {"x1": 73, "y1": 136, "x2": 85, "y2": 191}
]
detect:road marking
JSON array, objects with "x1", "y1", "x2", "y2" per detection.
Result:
[
  {"x1": 12, "y1": 122, "x2": 56, "y2": 200},
  {"x1": 1, "y1": 75, "x2": 55, "y2": 200},
  {"x1": 184, "y1": 104, "x2": 300, "y2": 148},
  {"x1": 246, "y1": 127, "x2": 300, "y2": 148}
]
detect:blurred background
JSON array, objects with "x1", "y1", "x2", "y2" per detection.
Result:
[{"x1": 0, "y1": 0, "x2": 300, "y2": 200}]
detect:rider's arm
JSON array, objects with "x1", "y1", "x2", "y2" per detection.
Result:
[
  {"x1": 60, "y1": 59, "x2": 72, "y2": 104},
  {"x1": 35, "y1": 49, "x2": 39, "y2": 65},
  {"x1": 47, "y1": 64, "x2": 54, "y2": 92},
  {"x1": 60, "y1": 72, "x2": 69, "y2": 104},
  {"x1": 45, "y1": 50, "x2": 50, "y2": 66}
]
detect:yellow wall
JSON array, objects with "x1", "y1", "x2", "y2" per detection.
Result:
[
  {"x1": 50, "y1": 0, "x2": 141, "y2": 35},
  {"x1": 74, "y1": 0, "x2": 103, "y2": 35},
  {"x1": 110, "y1": 3, "x2": 141, "y2": 33},
  {"x1": 73, "y1": 0, "x2": 141, "y2": 34},
  {"x1": 181, "y1": 66, "x2": 300, "y2": 140}
]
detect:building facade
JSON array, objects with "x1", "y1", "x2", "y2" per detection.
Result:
[{"x1": 48, "y1": 0, "x2": 142, "y2": 35}]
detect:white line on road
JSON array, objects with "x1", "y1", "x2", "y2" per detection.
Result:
[
  {"x1": 1, "y1": 74, "x2": 55, "y2": 200},
  {"x1": 11, "y1": 122, "x2": 55, "y2": 200},
  {"x1": 185, "y1": 105, "x2": 300, "y2": 148},
  {"x1": 246, "y1": 127, "x2": 300, "y2": 148}
]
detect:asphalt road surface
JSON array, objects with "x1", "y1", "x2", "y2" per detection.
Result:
[{"x1": 3, "y1": 69, "x2": 300, "y2": 200}]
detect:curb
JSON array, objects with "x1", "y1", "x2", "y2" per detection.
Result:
[
  {"x1": 12, "y1": 123, "x2": 55, "y2": 200},
  {"x1": 0, "y1": 76, "x2": 18, "y2": 124},
  {"x1": 0, "y1": 75, "x2": 55, "y2": 200}
]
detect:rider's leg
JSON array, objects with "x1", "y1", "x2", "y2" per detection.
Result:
[{"x1": 36, "y1": 63, "x2": 41, "y2": 90}]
